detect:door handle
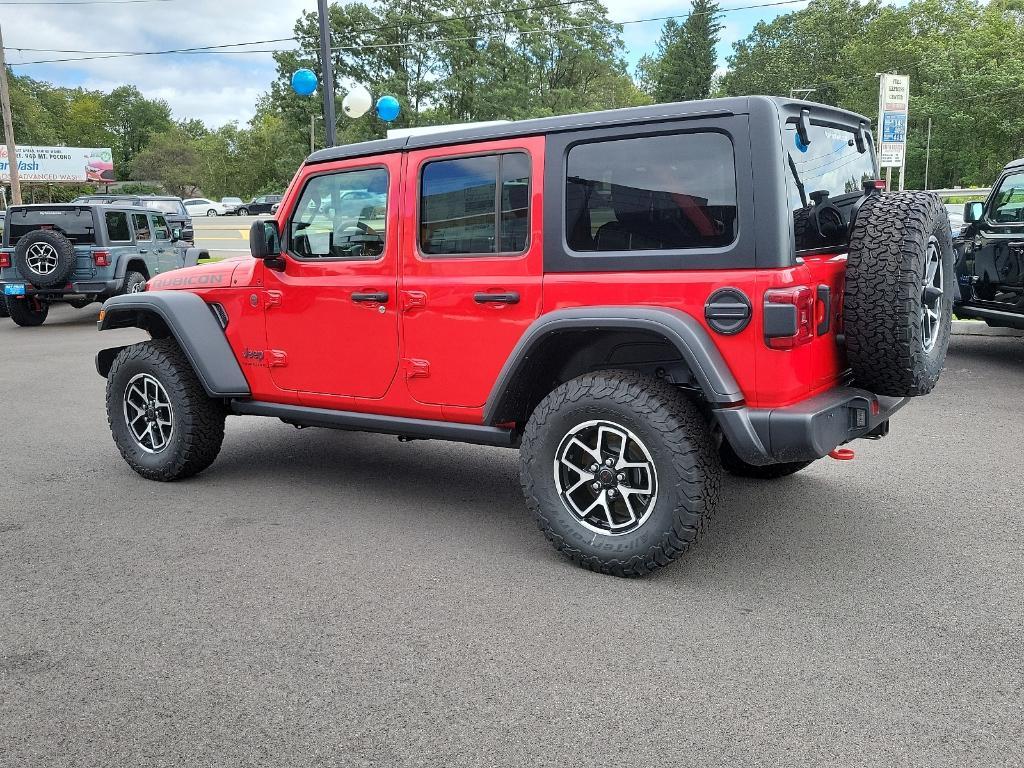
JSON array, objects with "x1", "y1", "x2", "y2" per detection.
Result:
[
  {"x1": 351, "y1": 291, "x2": 389, "y2": 303},
  {"x1": 139, "y1": 249, "x2": 148, "y2": 253},
  {"x1": 474, "y1": 291, "x2": 520, "y2": 304}
]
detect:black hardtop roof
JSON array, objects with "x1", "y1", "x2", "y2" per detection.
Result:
[
  {"x1": 8, "y1": 202, "x2": 155, "y2": 214},
  {"x1": 1002, "y1": 157, "x2": 1024, "y2": 171},
  {"x1": 306, "y1": 96, "x2": 871, "y2": 166},
  {"x1": 74, "y1": 194, "x2": 183, "y2": 201}
]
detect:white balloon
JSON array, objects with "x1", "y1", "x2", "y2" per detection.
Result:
[{"x1": 342, "y1": 86, "x2": 372, "y2": 118}]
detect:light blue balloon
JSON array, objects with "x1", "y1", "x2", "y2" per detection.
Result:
[
  {"x1": 291, "y1": 69, "x2": 318, "y2": 96},
  {"x1": 375, "y1": 95, "x2": 401, "y2": 122}
]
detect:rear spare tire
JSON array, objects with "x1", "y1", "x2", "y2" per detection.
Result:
[
  {"x1": 844, "y1": 192, "x2": 953, "y2": 397},
  {"x1": 13, "y1": 229, "x2": 76, "y2": 288}
]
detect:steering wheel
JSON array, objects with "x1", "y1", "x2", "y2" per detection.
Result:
[{"x1": 334, "y1": 220, "x2": 383, "y2": 257}]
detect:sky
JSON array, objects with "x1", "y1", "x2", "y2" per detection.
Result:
[{"x1": 1, "y1": 0, "x2": 811, "y2": 128}]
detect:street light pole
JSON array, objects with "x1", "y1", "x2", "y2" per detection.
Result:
[
  {"x1": 316, "y1": 0, "x2": 337, "y2": 148},
  {"x1": 0, "y1": 21, "x2": 23, "y2": 205}
]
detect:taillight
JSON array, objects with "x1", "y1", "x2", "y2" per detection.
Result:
[
  {"x1": 764, "y1": 286, "x2": 814, "y2": 349},
  {"x1": 93, "y1": 250, "x2": 110, "y2": 267},
  {"x1": 0, "y1": 252, "x2": 10, "y2": 269}
]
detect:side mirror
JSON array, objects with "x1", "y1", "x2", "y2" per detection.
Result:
[
  {"x1": 171, "y1": 227, "x2": 182, "y2": 241},
  {"x1": 963, "y1": 201, "x2": 984, "y2": 223},
  {"x1": 250, "y1": 219, "x2": 281, "y2": 260}
]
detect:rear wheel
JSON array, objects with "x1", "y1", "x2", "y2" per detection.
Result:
[
  {"x1": 5, "y1": 296, "x2": 49, "y2": 327},
  {"x1": 206, "y1": 209, "x2": 217, "y2": 217},
  {"x1": 237, "y1": 207, "x2": 248, "y2": 216},
  {"x1": 520, "y1": 370, "x2": 721, "y2": 577},
  {"x1": 122, "y1": 271, "x2": 147, "y2": 295},
  {"x1": 106, "y1": 338, "x2": 226, "y2": 481},
  {"x1": 719, "y1": 441, "x2": 813, "y2": 479}
]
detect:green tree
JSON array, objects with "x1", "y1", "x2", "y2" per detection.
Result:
[
  {"x1": 641, "y1": 0, "x2": 724, "y2": 103},
  {"x1": 102, "y1": 85, "x2": 173, "y2": 178},
  {"x1": 131, "y1": 129, "x2": 201, "y2": 196}
]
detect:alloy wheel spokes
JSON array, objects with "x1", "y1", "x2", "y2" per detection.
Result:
[
  {"x1": 921, "y1": 236, "x2": 944, "y2": 353},
  {"x1": 123, "y1": 373, "x2": 174, "y2": 453},
  {"x1": 554, "y1": 419, "x2": 658, "y2": 536},
  {"x1": 26, "y1": 243, "x2": 60, "y2": 275}
]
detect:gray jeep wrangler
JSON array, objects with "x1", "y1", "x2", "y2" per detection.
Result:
[{"x1": 0, "y1": 203, "x2": 204, "y2": 326}]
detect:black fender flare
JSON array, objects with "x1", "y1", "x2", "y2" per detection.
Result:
[
  {"x1": 183, "y1": 247, "x2": 205, "y2": 268},
  {"x1": 96, "y1": 291, "x2": 250, "y2": 398},
  {"x1": 483, "y1": 306, "x2": 744, "y2": 424}
]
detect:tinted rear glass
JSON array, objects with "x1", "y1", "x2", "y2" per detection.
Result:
[
  {"x1": 565, "y1": 132, "x2": 737, "y2": 252},
  {"x1": 105, "y1": 211, "x2": 131, "y2": 242},
  {"x1": 7, "y1": 209, "x2": 96, "y2": 246},
  {"x1": 142, "y1": 200, "x2": 185, "y2": 216}
]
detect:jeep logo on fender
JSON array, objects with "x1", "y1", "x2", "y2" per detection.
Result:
[
  {"x1": 150, "y1": 273, "x2": 225, "y2": 290},
  {"x1": 242, "y1": 348, "x2": 264, "y2": 362}
]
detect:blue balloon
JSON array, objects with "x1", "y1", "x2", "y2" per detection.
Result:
[
  {"x1": 291, "y1": 69, "x2": 318, "y2": 96},
  {"x1": 375, "y1": 95, "x2": 401, "y2": 122}
]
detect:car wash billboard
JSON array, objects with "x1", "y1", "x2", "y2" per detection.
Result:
[
  {"x1": 877, "y1": 74, "x2": 909, "y2": 169},
  {"x1": 0, "y1": 146, "x2": 114, "y2": 183}
]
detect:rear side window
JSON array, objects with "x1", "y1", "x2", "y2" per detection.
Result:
[
  {"x1": 420, "y1": 152, "x2": 531, "y2": 256},
  {"x1": 6, "y1": 209, "x2": 96, "y2": 246},
  {"x1": 105, "y1": 212, "x2": 131, "y2": 242},
  {"x1": 565, "y1": 133, "x2": 737, "y2": 252},
  {"x1": 132, "y1": 214, "x2": 151, "y2": 241}
]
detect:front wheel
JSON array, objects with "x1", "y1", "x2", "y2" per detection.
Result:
[
  {"x1": 237, "y1": 208, "x2": 248, "y2": 216},
  {"x1": 520, "y1": 371, "x2": 721, "y2": 577},
  {"x1": 106, "y1": 338, "x2": 226, "y2": 481},
  {"x1": 5, "y1": 296, "x2": 49, "y2": 326},
  {"x1": 206, "y1": 209, "x2": 218, "y2": 217}
]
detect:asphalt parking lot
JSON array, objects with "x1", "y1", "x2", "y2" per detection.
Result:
[{"x1": 1, "y1": 306, "x2": 1021, "y2": 767}]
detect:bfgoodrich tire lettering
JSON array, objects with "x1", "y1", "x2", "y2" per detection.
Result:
[
  {"x1": 520, "y1": 370, "x2": 721, "y2": 576},
  {"x1": 106, "y1": 338, "x2": 226, "y2": 481},
  {"x1": 844, "y1": 192, "x2": 954, "y2": 396}
]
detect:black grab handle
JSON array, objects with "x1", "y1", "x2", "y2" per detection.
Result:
[{"x1": 473, "y1": 292, "x2": 520, "y2": 304}]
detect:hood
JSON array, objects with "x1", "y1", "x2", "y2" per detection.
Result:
[{"x1": 147, "y1": 258, "x2": 250, "y2": 291}]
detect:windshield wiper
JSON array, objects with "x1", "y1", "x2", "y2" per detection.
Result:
[{"x1": 788, "y1": 154, "x2": 808, "y2": 208}]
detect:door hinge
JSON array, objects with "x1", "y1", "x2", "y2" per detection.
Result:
[
  {"x1": 402, "y1": 358, "x2": 430, "y2": 378},
  {"x1": 401, "y1": 290, "x2": 427, "y2": 312},
  {"x1": 268, "y1": 350, "x2": 287, "y2": 367},
  {"x1": 265, "y1": 290, "x2": 283, "y2": 308}
]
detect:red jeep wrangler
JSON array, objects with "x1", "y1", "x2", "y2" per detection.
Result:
[{"x1": 96, "y1": 97, "x2": 953, "y2": 575}]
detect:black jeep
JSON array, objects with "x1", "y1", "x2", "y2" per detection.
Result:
[{"x1": 955, "y1": 158, "x2": 1024, "y2": 328}]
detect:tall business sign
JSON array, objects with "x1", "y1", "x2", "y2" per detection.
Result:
[{"x1": 877, "y1": 73, "x2": 909, "y2": 189}]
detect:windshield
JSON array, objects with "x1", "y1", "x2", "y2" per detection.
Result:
[
  {"x1": 141, "y1": 200, "x2": 184, "y2": 215},
  {"x1": 990, "y1": 172, "x2": 1024, "y2": 224}
]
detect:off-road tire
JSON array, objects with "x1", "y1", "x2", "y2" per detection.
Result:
[
  {"x1": 106, "y1": 338, "x2": 226, "y2": 481},
  {"x1": 520, "y1": 370, "x2": 721, "y2": 577},
  {"x1": 719, "y1": 440, "x2": 813, "y2": 479},
  {"x1": 5, "y1": 296, "x2": 49, "y2": 326},
  {"x1": 844, "y1": 192, "x2": 954, "y2": 397},
  {"x1": 122, "y1": 271, "x2": 147, "y2": 295},
  {"x1": 13, "y1": 229, "x2": 77, "y2": 288},
  {"x1": 0, "y1": 298, "x2": 8, "y2": 318}
]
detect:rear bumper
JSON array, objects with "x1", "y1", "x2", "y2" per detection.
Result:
[
  {"x1": 715, "y1": 386, "x2": 908, "y2": 466},
  {"x1": 1, "y1": 278, "x2": 124, "y2": 301}
]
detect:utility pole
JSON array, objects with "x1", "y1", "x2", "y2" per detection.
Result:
[
  {"x1": 316, "y1": 0, "x2": 337, "y2": 148},
  {"x1": 0, "y1": 20, "x2": 23, "y2": 205},
  {"x1": 924, "y1": 117, "x2": 932, "y2": 191},
  {"x1": 310, "y1": 114, "x2": 315, "y2": 154}
]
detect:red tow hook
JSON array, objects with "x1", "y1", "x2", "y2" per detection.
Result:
[{"x1": 829, "y1": 448, "x2": 855, "y2": 461}]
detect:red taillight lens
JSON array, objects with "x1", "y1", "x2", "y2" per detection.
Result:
[
  {"x1": 764, "y1": 286, "x2": 814, "y2": 349},
  {"x1": 93, "y1": 250, "x2": 110, "y2": 267},
  {"x1": 0, "y1": 252, "x2": 10, "y2": 269}
]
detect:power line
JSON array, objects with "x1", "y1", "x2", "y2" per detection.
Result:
[
  {"x1": 7, "y1": 0, "x2": 810, "y2": 66},
  {"x1": 0, "y1": 0, "x2": 178, "y2": 5}
]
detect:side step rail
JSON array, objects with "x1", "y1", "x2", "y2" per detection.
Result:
[{"x1": 230, "y1": 400, "x2": 519, "y2": 448}]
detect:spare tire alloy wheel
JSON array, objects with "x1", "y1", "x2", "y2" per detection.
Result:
[
  {"x1": 14, "y1": 230, "x2": 77, "y2": 288},
  {"x1": 123, "y1": 373, "x2": 174, "y2": 454},
  {"x1": 554, "y1": 420, "x2": 658, "y2": 535},
  {"x1": 921, "y1": 236, "x2": 944, "y2": 353}
]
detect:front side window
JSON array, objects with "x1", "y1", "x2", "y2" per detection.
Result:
[
  {"x1": 153, "y1": 215, "x2": 170, "y2": 240},
  {"x1": 289, "y1": 168, "x2": 388, "y2": 260},
  {"x1": 566, "y1": 133, "x2": 737, "y2": 252},
  {"x1": 420, "y1": 152, "x2": 531, "y2": 256},
  {"x1": 105, "y1": 211, "x2": 131, "y2": 242},
  {"x1": 132, "y1": 213, "x2": 151, "y2": 241},
  {"x1": 990, "y1": 172, "x2": 1024, "y2": 224}
]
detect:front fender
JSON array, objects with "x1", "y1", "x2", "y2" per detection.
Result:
[
  {"x1": 483, "y1": 306, "x2": 744, "y2": 424},
  {"x1": 97, "y1": 291, "x2": 250, "y2": 398}
]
